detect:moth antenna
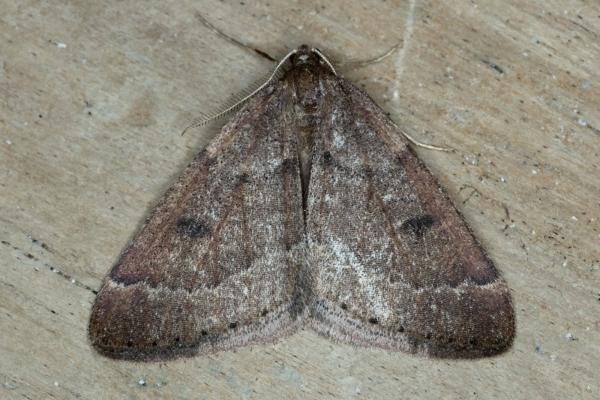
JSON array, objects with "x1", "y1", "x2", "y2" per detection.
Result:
[
  {"x1": 311, "y1": 48, "x2": 338, "y2": 76},
  {"x1": 395, "y1": 125, "x2": 454, "y2": 152},
  {"x1": 182, "y1": 49, "x2": 298, "y2": 135},
  {"x1": 195, "y1": 13, "x2": 276, "y2": 62},
  {"x1": 310, "y1": 47, "x2": 447, "y2": 152},
  {"x1": 337, "y1": 43, "x2": 401, "y2": 68}
]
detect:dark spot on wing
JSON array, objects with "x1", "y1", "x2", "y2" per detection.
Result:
[
  {"x1": 323, "y1": 151, "x2": 333, "y2": 165},
  {"x1": 469, "y1": 266, "x2": 497, "y2": 285},
  {"x1": 340, "y1": 303, "x2": 348, "y2": 310},
  {"x1": 109, "y1": 264, "x2": 143, "y2": 285},
  {"x1": 261, "y1": 308, "x2": 269, "y2": 317},
  {"x1": 279, "y1": 158, "x2": 296, "y2": 175},
  {"x1": 449, "y1": 261, "x2": 497, "y2": 287},
  {"x1": 368, "y1": 317, "x2": 378, "y2": 324},
  {"x1": 238, "y1": 172, "x2": 250, "y2": 184},
  {"x1": 176, "y1": 217, "x2": 211, "y2": 238},
  {"x1": 228, "y1": 322, "x2": 238, "y2": 330},
  {"x1": 400, "y1": 215, "x2": 435, "y2": 237}
]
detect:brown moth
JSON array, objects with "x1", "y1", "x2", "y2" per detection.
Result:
[{"x1": 89, "y1": 45, "x2": 515, "y2": 361}]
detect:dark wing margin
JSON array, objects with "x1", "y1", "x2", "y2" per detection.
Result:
[
  {"x1": 89, "y1": 85, "x2": 306, "y2": 361},
  {"x1": 306, "y1": 77, "x2": 515, "y2": 358}
]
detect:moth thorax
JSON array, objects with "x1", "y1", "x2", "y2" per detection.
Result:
[{"x1": 292, "y1": 67, "x2": 327, "y2": 114}]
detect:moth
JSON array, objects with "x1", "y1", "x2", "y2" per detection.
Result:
[{"x1": 89, "y1": 45, "x2": 515, "y2": 361}]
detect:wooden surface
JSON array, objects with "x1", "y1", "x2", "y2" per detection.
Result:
[{"x1": 1, "y1": 1, "x2": 598, "y2": 399}]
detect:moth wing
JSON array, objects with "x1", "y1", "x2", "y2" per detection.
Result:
[
  {"x1": 306, "y1": 78, "x2": 515, "y2": 358},
  {"x1": 89, "y1": 86, "x2": 305, "y2": 360}
]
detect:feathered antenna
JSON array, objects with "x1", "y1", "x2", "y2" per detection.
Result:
[
  {"x1": 182, "y1": 49, "x2": 298, "y2": 135},
  {"x1": 336, "y1": 43, "x2": 401, "y2": 68},
  {"x1": 328, "y1": 44, "x2": 453, "y2": 152}
]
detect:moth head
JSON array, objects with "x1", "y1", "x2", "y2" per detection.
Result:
[{"x1": 289, "y1": 45, "x2": 337, "y2": 75}]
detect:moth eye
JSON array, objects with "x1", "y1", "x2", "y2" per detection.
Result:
[
  {"x1": 425, "y1": 332, "x2": 432, "y2": 340},
  {"x1": 200, "y1": 330, "x2": 208, "y2": 337},
  {"x1": 261, "y1": 308, "x2": 269, "y2": 316},
  {"x1": 397, "y1": 326, "x2": 405, "y2": 333},
  {"x1": 228, "y1": 322, "x2": 238, "y2": 330},
  {"x1": 340, "y1": 303, "x2": 348, "y2": 310},
  {"x1": 368, "y1": 317, "x2": 378, "y2": 324}
]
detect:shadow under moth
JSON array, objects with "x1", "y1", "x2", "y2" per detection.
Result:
[{"x1": 89, "y1": 45, "x2": 515, "y2": 361}]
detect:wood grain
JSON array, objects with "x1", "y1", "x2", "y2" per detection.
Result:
[{"x1": 0, "y1": 0, "x2": 598, "y2": 399}]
